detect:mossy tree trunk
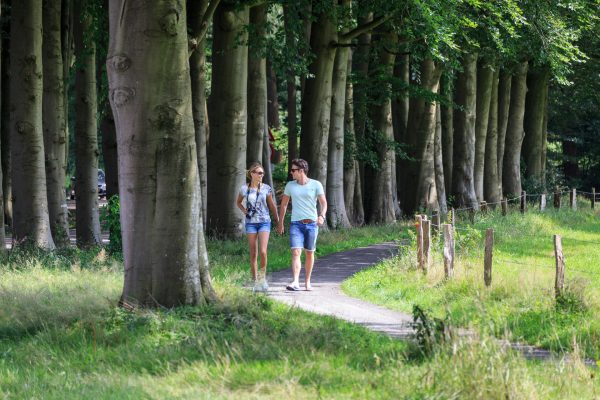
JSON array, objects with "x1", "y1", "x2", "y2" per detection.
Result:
[
  {"x1": 246, "y1": 4, "x2": 266, "y2": 165},
  {"x1": 451, "y1": 53, "x2": 479, "y2": 210},
  {"x1": 440, "y1": 75, "x2": 454, "y2": 198},
  {"x1": 43, "y1": 0, "x2": 69, "y2": 246},
  {"x1": 392, "y1": 53, "x2": 409, "y2": 208},
  {"x1": 206, "y1": 3, "x2": 249, "y2": 238},
  {"x1": 74, "y1": 0, "x2": 100, "y2": 247},
  {"x1": 522, "y1": 68, "x2": 549, "y2": 185},
  {"x1": 108, "y1": 0, "x2": 215, "y2": 307},
  {"x1": 10, "y1": 0, "x2": 55, "y2": 249},
  {"x1": 502, "y1": 61, "x2": 528, "y2": 197},
  {"x1": 284, "y1": 4, "x2": 297, "y2": 172},
  {"x1": 484, "y1": 70, "x2": 501, "y2": 204},
  {"x1": 434, "y1": 103, "x2": 448, "y2": 215},
  {"x1": 474, "y1": 62, "x2": 493, "y2": 202},
  {"x1": 0, "y1": 4, "x2": 5, "y2": 252},
  {"x1": 496, "y1": 70, "x2": 511, "y2": 193}
]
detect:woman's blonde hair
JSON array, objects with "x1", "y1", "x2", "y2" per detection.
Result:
[{"x1": 246, "y1": 162, "x2": 264, "y2": 181}]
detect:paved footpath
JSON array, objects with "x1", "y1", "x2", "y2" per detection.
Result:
[{"x1": 266, "y1": 241, "x2": 597, "y2": 367}]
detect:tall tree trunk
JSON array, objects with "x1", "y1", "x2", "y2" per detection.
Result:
[
  {"x1": 522, "y1": 68, "x2": 550, "y2": 185},
  {"x1": 246, "y1": 5, "x2": 266, "y2": 165},
  {"x1": 451, "y1": 53, "x2": 479, "y2": 210},
  {"x1": 100, "y1": 103, "x2": 118, "y2": 199},
  {"x1": 441, "y1": 75, "x2": 454, "y2": 199},
  {"x1": 540, "y1": 88, "x2": 549, "y2": 184},
  {"x1": 267, "y1": 60, "x2": 280, "y2": 129},
  {"x1": 74, "y1": 0, "x2": 100, "y2": 247},
  {"x1": 207, "y1": 3, "x2": 249, "y2": 237},
  {"x1": 414, "y1": 58, "x2": 442, "y2": 212},
  {"x1": 484, "y1": 69, "x2": 501, "y2": 204},
  {"x1": 392, "y1": 53, "x2": 409, "y2": 207},
  {"x1": 283, "y1": 4, "x2": 297, "y2": 173},
  {"x1": 496, "y1": 70, "x2": 512, "y2": 194},
  {"x1": 343, "y1": 52, "x2": 364, "y2": 225},
  {"x1": 0, "y1": 3, "x2": 5, "y2": 252},
  {"x1": 1, "y1": 22, "x2": 12, "y2": 228},
  {"x1": 474, "y1": 62, "x2": 493, "y2": 201},
  {"x1": 367, "y1": 33, "x2": 397, "y2": 223},
  {"x1": 299, "y1": 7, "x2": 337, "y2": 186},
  {"x1": 502, "y1": 61, "x2": 528, "y2": 197},
  {"x1": 43, "y1": 0, "x2": 69, "y2": 246},
  {"x1": 10, "y1": 0, "x2": 55, "y2": 249},
  {"x1": 434, "y1": 103, "x2": 447, "y2": 215},
  {"x1": 326, "y1": 14, "x2": 351, "y2": 229},
  {"x1": 108, "y1": 0, "x2": 213, "y2": 307},
  {"x1": 189, "y1": 0, "x2": 210, "y2": 225}
]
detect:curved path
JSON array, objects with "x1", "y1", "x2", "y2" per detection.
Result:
[{"x1": 266, "y1": 241, "x2": 597, "y2": 367}]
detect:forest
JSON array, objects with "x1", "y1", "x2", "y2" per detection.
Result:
[{"x1": 0, "y1": 0, "x2": 599, "y2": 309}]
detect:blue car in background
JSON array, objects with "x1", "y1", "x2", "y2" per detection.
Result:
[{"x1": 70, "y1": 169, "x2": 107, "y2": 199}]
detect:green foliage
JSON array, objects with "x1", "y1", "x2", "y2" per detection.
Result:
[
  {"x1": 412, "y1": 305, "x2": 452, "y2": 356},
  {"x1": 100, "y1": 196, "x2": 122, "y2": 254}
]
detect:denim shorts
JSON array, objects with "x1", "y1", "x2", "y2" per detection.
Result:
[
  {"x1": 245, "y1": 221, "x2": 271, "y2": 234},
  {"x1": 289, "y1": 221, "x2": 319, "y2": 251}
]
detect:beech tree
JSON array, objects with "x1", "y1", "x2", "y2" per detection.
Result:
[
  {"x1": 10, "y1": 0, "x2": 55, "y2": 249},
  {"x1": 107, "y1": 0, "x2": 215, "y2": 306}
]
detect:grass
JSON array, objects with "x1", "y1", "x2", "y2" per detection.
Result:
[
  {"x1": 343, "y1": 200, "x2": 600, "y2": 361},
  {"x1": 0, "y1": 224, "x2": 598, "y2": 398}
]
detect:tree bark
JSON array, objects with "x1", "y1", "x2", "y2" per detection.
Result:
[
  {"x1": 283, "y1": 4, "x2": 297, "y2": 173},
  {"x1": 414, "y1": 58, "x2": 443, "y2": 212},
  {"x1": 207, "y1": 3, "x2": 249, "y2": 237},
  {"x1": 502, "y1": 61, "x2": 529, "y2": 197},
  {"x1": 299, "y1": 6, "x2": 337, "y2": 186},
  {"x1": 1, "y1": 15, "x2": 12, "y2": 228},
  {"x1": 441, "y1": 75, "x2": 454, "y2": 198},
  {"x1": 108, "y1": 0, "x2": 212, "y2": 307},
  {"x1": 246, "y1": 4, "x2": 266, "y2": 165},
  {"x1": 326, "y1": 12, "x2": 351, "y2": 229},
  {"x1": 74, "y1": 0, "x2": 100, "y2": 247},
  {"x1": 43, "y1": 0, "x2": 69, "y2": 246},
  {"x1": 0, "y1": 4, "x2": 5, "y2": 252},
  {"x1": 434, "y1": 103, "x2": 448, "y2": 215},
  {"x1": 484, "y1": 69, "x2": 501, "y2": 204},
  {"x1": 343, "y1": 52, "x2": 364, "y2": 226},
  {"x1": 522, "y1": 68, "x2": 550, "y2": 185},
  {"x1": 474, "y1": 62, "x2": 493, "y2": 201},
  {"x1": 496, "y1": 70, "x2": 512, "y2": 194},
  {"x1": 392, "y1": 53, "x2": 409, "y2": 205},
  {"x1": 267, "y1": 60, "x2": 280, "y2": 129},
  {"x1": 10, "y1": 0, "x2": 55, "y2": 249},
  {"x1": 189, "y1": 0, "x2": 210, "y2": 225},
  {"x1": 367, "y1": 33, "x2": 397, "y2": 223},
  {"x1": 451, "y1": 53, "x2": 479, "y2": 210}
]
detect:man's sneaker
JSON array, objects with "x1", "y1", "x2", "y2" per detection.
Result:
[{"x1": 286, "y1": 282, "x2": 301, "y2": 291}]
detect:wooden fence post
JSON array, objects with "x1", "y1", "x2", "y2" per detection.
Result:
[
  {"x1": 451, "y1": 208, "x2": 456, "y2": 227},
  {"x1": 570, "y1": 188, "x2": 577, "y2": 210},
  {"x1": 484, "y1": 228, "x2": 494, "y2": 287},
  {"x1": 480, "y1": 201, "x2": 488, "y2": 214},
  {"x1": 416, "y1": 215, "x2": 423, "y2": 269},
  {"x1": 501, "y1": 198, "x2": 508, "y2": 216},
  {"x1": 422, "y1": 219, "x2": 431, "y2": 273},
  {"x1": 520, "y1": 191, "x2": 527, "y2": 214},
  {"x1": 554, "y1": 187, "x2": 561, "y2": 209},
  {"x1": 592, "y1": 188, "x2": 596, "y2": 210},
  {"x1": 540, "y1": 194, "x2": 546, "y2": 211},
  {"x1": 443, "y1": 224, "x2": 454, "y2": 279},
  {"x1": 554, "y1": 234, "x2": 565, "y2": 299},
  {"x1": 432, "y1": 210, "x2": 441, "y2": 236}
]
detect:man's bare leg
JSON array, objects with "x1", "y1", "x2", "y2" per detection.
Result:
[
  {"x1": 304, "y1": 250, "x2": 315, "y2": 290},
  {"x1": 290, "y1": 248, "x2": 302, "y2": 286}
]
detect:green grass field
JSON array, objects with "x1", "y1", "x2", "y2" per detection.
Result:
[
  {"x1": 1, "y1": 223, "x2": 598, "y2": 398},
  {"x1": 344, "y1": 200, "x2": 600, "y2": 361}
]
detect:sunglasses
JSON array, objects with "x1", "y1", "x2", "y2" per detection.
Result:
[
  {"x1": 291, "y1": 168, "x2": 301, "y2": 172},
  {"x1": 252, "y1": 171, "x2": 264, "y2": 175}
]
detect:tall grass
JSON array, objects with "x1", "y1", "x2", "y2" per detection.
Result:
[{"x1": 344, "y1": 203, "x2": 600, "y2": 359}]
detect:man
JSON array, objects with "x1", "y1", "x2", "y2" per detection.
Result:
[{"x1": 277, "y1": 159, "x2": 327, "y2": 291}]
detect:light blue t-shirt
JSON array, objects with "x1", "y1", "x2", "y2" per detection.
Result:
[
  {"x1": 239, "y1": 183, "x2": 273, "y2": 223},
  {"x1": 283, "y1": 179, "x2": 324, "y2": 221}
]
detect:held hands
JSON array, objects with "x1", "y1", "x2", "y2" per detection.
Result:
[{"x1": 276, "y1": 222, "x2": 284, "y2": 235}]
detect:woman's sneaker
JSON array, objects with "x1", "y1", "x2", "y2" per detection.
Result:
[{"x1": 260, "y1": 279, "x2": 269, "y2": 292}]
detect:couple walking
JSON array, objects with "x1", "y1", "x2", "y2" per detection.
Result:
[{"x1": 236, "y1": 159, "x2": 327, "y2": 292}]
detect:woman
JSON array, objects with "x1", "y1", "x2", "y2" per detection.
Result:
[{"x1": 236, "y1": 162, "x2": 279, "y2": 292}]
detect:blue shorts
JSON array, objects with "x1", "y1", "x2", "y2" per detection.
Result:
[
  {"x1": 290, "y1": 221, "x2": 319, "y2": 251},
  {"x1": 245, "y1": 221, "x2": 271, "y2": 234}
]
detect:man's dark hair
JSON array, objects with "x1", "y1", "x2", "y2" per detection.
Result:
[{"x1": 291, "y1": 158, "x2": 309, "y2": 173}]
